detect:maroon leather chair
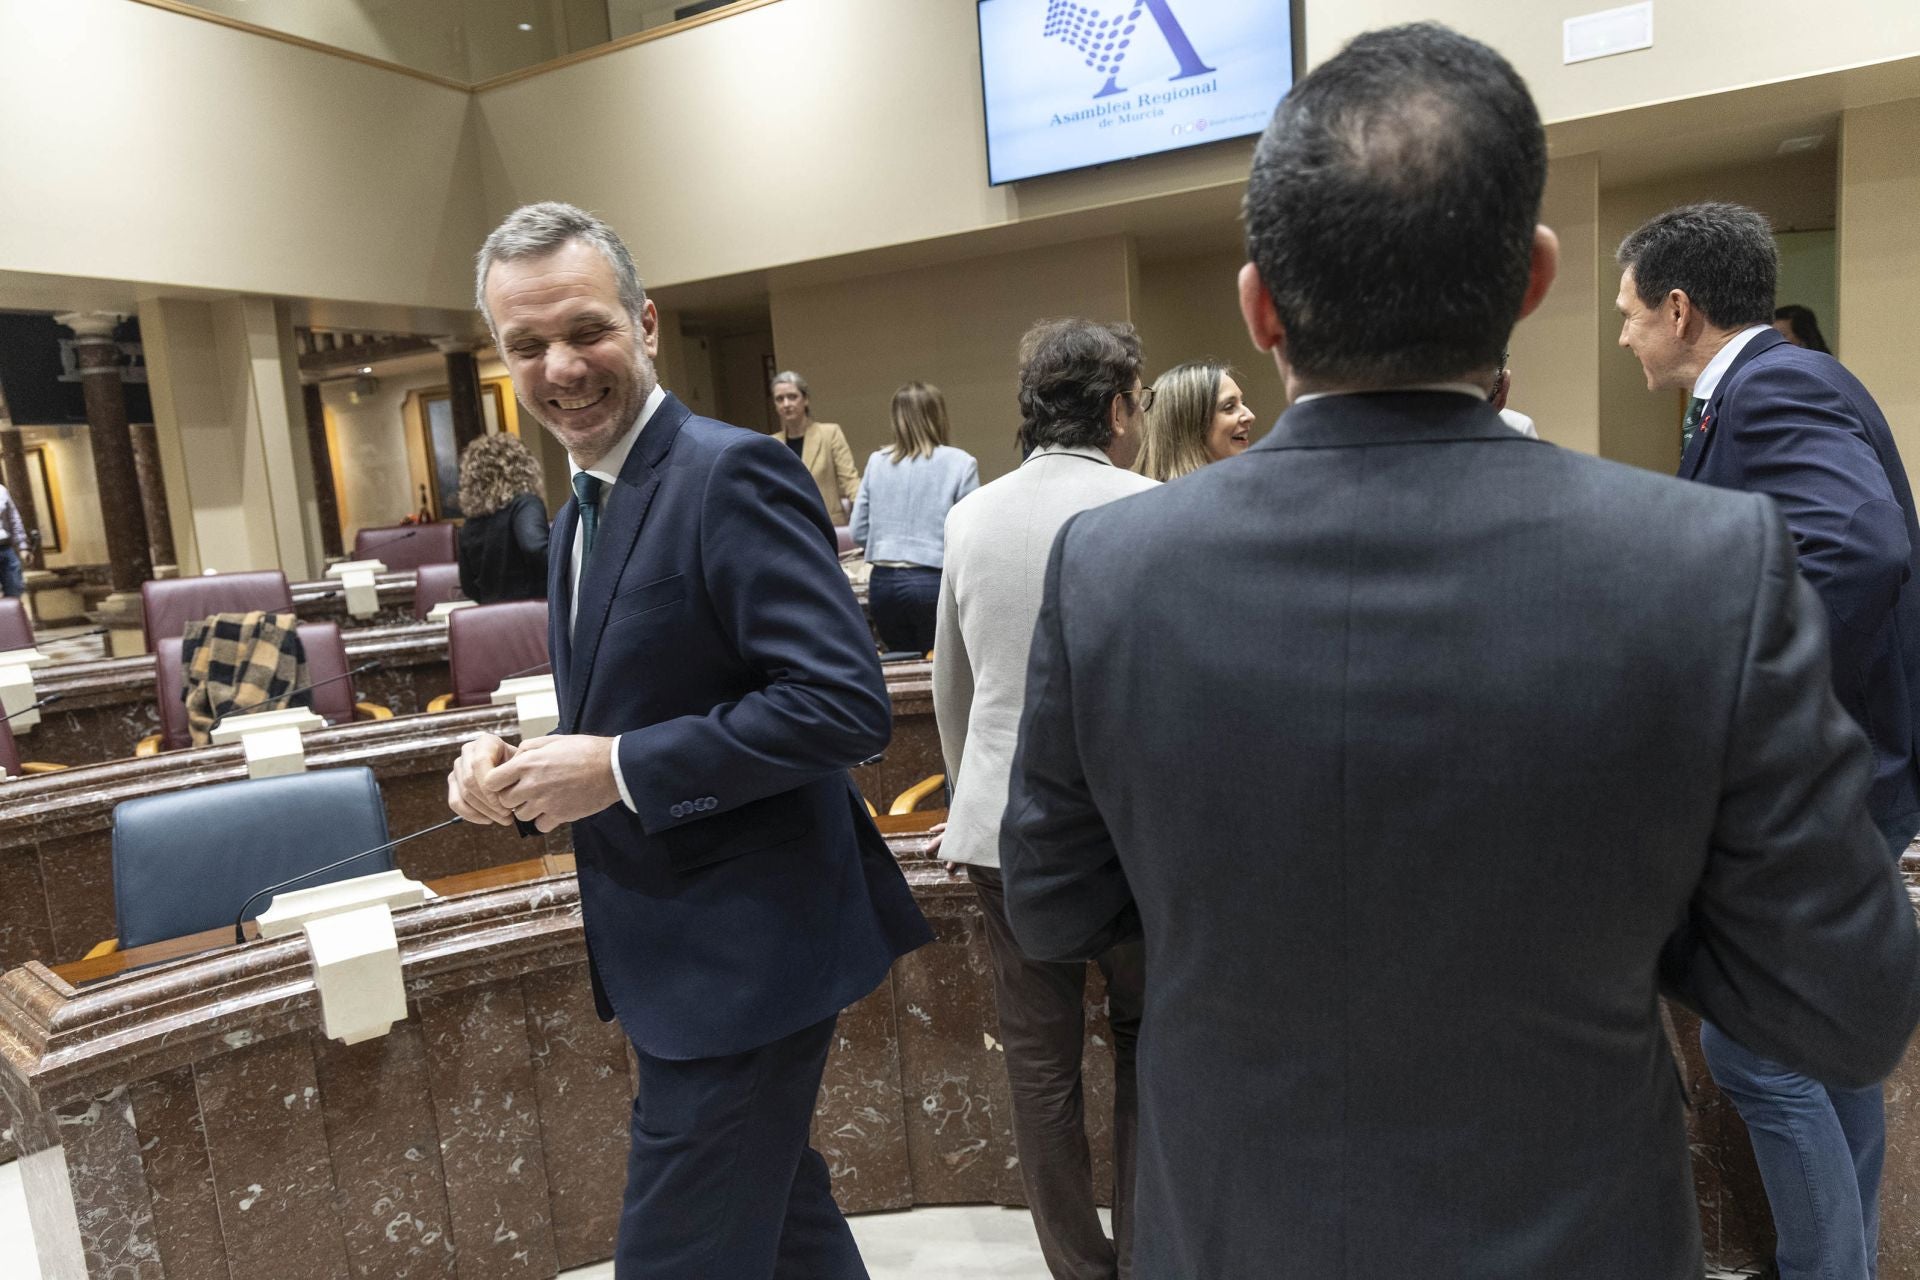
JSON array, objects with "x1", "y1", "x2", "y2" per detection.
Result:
[
  {"x1": 354, "y1": 523, "x2": 458, "y2": 573},
  {"x1": 139, "y1": 621, "x2": 388, "y2": 754},
  {"x1": 140, "y1": 572, "x2": 292, "y2": 649},
  {"x1": 0, "y1": 598, "x2": 33, "y2": 653},
  {"x1": 835, "y1": 526, "x2": 856, "y2": 555},
  {"x1": 431, "y1": 600, "x2": 550, "y2": 711},
  {"x1": 413, "y1": 562, "x2": 467, "y2": 621},
  {"x1": 0, "y1": 717, "x2": 19, "y2": 776}
]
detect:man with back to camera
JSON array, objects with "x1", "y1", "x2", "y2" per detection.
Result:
[
  {"x1": 998, "y1": 23, "x2": 1920, "y2": 1279},
  {"x1": 933, "y1": 317, "x2": 1157, "y2": 1280},
  {"x1": 1618, "y1": 201, "x2": 1920, "y2": 1280},
  {"x1": 445, "y1": 202, "x2": 931, "y2": 1280}
]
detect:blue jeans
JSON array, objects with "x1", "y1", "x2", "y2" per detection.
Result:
[
  {"x1": 1700, "y1": 818, "x2": 1919, "y2": 1280},
  {"x1": 0, "y1": 545, "x2": 22, "y2": 598}
]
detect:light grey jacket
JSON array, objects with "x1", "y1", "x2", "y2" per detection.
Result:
[
  {"x1": 849, "y1": 445, "x2": 979, "y2": 567},
  {"x1": 933, "y1": 444, "x2": 1157, "y2": 867}
]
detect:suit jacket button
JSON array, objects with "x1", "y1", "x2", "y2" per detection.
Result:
[
  {"x1": 670, "y1": 802, "x2": 685, "y2": 818},
  {"x1": 701, "y1": 796, "x2": 716, "y2": 810}
]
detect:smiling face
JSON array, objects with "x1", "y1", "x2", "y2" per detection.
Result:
[
  {"x1": 1205, "y1": 374, "x2": 1256, "y2": 461},
  {"x1": 485, "y1": 239, "x2": 658, "y2": 468},
  {"x1": 1614, "y1": 267, "x2": 1695, "y2": 393}
]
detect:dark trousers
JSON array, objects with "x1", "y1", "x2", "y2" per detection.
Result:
[
  {"x1": 618, "y1": 1013, "x2": 868, "y2": 1280},
  {"x1": 867, "y1": 564, "x2": 940, "y2": 655},
  {"x1": 0, "y1": 546, "x2": 22, "y2": 598},
  {"x1": 970, "y1": 864, "x2": 1143, "y2": 1280}
]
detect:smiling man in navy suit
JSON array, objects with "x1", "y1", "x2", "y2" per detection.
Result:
[
  {"x1": 1619, "y1": 201, "x2": 1920, "y2": 1280},
  {"x1": 447, "y1": 202, "x2": 931, "y2": 1280}
]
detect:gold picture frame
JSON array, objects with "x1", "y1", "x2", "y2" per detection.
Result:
[{"x1": 22, "y1": 443, "x2": 62, "y2": 554}]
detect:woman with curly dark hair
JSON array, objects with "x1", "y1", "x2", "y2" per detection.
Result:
[{"x1": 455, "y1": 432, "x2": 550, "y2": 603}]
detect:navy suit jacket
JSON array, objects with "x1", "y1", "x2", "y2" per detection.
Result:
[
  {"x1": 1684, "y1": 329, "x2": 1920, "y2": 827},
  {"x1": 549, "y1": 391, "x2": 932, "y2": 1060}
]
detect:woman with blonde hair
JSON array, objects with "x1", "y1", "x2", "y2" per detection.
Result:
[
  {"x1": 849, "y1": 381, "x2": 979, "y2": 654},
  {"x1": 770, "y1": 370, "x2": 862, "y2": 520},
  {"x1": 1136, "y1": 360, "x2": 1258, "y2": 481},
  {"x1": 455, "y1": 432, "x2": 550, "y2": 603}
]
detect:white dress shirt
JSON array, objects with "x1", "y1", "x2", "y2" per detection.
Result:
[
  {"x1": 564, "y1": 380, "x2": 667, "y2": 813},
  {"x1": 1691, "y1": 325, "x2": 1773, "y2": 403}
]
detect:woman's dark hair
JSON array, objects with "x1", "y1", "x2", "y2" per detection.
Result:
[
  {"x1": 1774, "y1": 304, "x2": 1831, "y2": 354},
  {"x1": 1015, "y1": 319, "x2": 1143, "y2": 453}
]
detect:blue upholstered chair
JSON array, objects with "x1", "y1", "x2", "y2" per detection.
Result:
[{"x1": 104, "y1": 765, "x2": 393, "y2": 952}]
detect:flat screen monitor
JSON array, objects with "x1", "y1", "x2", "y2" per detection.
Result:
[{"x1": 977, "y1": 0, "x2": 1298, "y2": 186}]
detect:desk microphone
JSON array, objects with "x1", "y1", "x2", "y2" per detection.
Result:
[
  {"x1": 231, "y1": 814, "x2": 463, "y2": 943},
  {"x1": 499, "y1": 661, "x2": 552, "y2": 681},
  {"x1": 227, "y1": 661, "x2": 384, "y2": 720},
  {"x1": 364, "y1": 529, "x2": 421, "y2": 551},
  {"x1": 3, "y1": 691, "x2": 61, "y2": 724}
]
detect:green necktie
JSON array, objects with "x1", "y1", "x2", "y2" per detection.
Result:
[
  {"x1": 571, "y1": 472, "x2": 602, "y2": 562},
  {"x1": 1682, "y1": 396, "x2": 1707, "y2": 451}
]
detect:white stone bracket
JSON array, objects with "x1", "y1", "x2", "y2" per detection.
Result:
[
  {"x1": 491, "y1": 673, "x2": 559, "y2": 739},
  {"x1": 324, "y1": 558, "x2": 388, "y2": 619},
  {"x1": 210, "y1": 705, "x2": 327, "y2": 779},
  {"x1": 0, "y1": 645, "x2": 52, "y2": 734},
  {"x1": 258, "y1": 868, "x2": 428, "y2": 1045}
]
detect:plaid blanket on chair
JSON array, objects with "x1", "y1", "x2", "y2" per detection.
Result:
[{"x1": 181, "y1": 611, "x2": 310, "y2": 747}]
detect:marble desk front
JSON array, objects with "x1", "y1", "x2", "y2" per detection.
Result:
[{"x1": 0, "y1": 831, "x2": 1118, "y2": 1280}]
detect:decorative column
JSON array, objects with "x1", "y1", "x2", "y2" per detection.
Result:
[
  {"x1": 302, "y1": 382, "x2": 345, "y2": 560},
  {"x1": 435, "y1": 337, "x2": 487, "y2": 450},
  {"x1": 0, "y1": 423, "x2": 44, "y2": 571},
  {"x1": 56, "y1": 312, "x2": 151, "y2": 652},
  {"x1": 129, "y1": 422, "x2": 177, "y2": 575}
]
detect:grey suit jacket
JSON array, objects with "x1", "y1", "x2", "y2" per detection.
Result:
[
  {"x1": 933, "y1": 444, "x2": 1156, "y2": 868},
  {"x1": 1002, "y1": 391, "x2": 1920, "y2": 1279}
]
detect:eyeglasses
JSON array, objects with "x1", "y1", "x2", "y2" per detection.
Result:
[{"x1": 1123, "y1": 385, "x2": 1157, "y2": 414}]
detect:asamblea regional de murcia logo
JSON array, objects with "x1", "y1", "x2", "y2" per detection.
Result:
[{"x1": 1043, "y1": 0, "x2": 1217, "y2": 99}]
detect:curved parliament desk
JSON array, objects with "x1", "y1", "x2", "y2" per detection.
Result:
[{"x1": 0, "y1": 818, "x2": 1127, "y2": 1280}]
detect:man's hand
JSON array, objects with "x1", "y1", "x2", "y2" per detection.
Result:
[
  {"x1": 448, "y1": 733, "x2": 518, "y2": 825},
  {"x1": 926, "y1": 820, "x2": 965, "y2": 878},
  {"x1": 483, "y1": 734, "x2": 623, "y2": 833}
]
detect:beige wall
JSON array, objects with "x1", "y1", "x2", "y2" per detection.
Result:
[
  {"x1": 1305, "y1": 1, "x2": 1920, "y2": 124},
  {"x1": 476, "y1": 0, "x2": 1253, "y2": 292},
  {"x1": 0, "y1": 0, "x2": 483, "y2": 312},
  {"x1": 770, "y1": 237, "x2": 1134, "y2": 484},
  {"x1": 1515, "y1": 152, "x2": 1603, "y2": 457},
  {"x1": 1134, "y1": 249, "x2": 1287, "y2": 443},
  {"x1": 1838, "y1": 98, "x2": 1920, "y2": 486},
  {"x1": 321, "y1": 377, "x2": 427, "y2": 540},
  {"x1": 16, "y1": 426, "x2": 108, "y2": 569}
]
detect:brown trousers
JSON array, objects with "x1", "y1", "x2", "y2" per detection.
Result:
[{"x1": 969, "y1": 865, "x2": 1144, "y2": 1280}]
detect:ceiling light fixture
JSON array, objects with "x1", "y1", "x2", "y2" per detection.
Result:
[
  {"x1": 359, "y1": 366, "x2": 373, "y2": 374},
  {"x1": 517, "y1": 22, "x2": 533, "y2": 31}
]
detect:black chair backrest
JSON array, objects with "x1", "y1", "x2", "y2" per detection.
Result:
[{"x1": 111, "y1": 766, "x2": 392, "y2": 949}]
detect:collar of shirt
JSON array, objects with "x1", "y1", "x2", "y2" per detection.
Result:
[
  {"x1": 1691, "y1": 325, "x2": 1773, "y2": 403},
  {"x1": 1023, "y1": 443, "x2": 1115, "y2": 467},
  {"x1": 568, "y1": 382, "x2": 667, "y2": 490},
  {"x1": 1291, "y1": 382, "x2": 1491, "y2": 406}
]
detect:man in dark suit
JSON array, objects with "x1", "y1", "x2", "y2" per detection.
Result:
[
  {"x1": 447, "y1": 202, "x2": 931, "y2": 1279},
  {"x1": 1618, "y1": 201, "x2": 1920, "y2": 1280},
  {"x1": 999, "y1": 23, "x2": 1920, "y2": 1280}
]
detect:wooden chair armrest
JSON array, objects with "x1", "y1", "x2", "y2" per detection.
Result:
[
  {"x1": 20, "y1": 761, "x2": 67, "y2": 774},
  {"x1": 134, "y1": 734, "x2": 162, "y2": 757},
  {"x1": 354, "y1": 701, "x2": 394, "y2": 721},
  {"x1": 83, "y1": 938, "x2": 119, "y2": 960},
  {"x1": 864, "y1": 797, "x2": 877, "y2": 818},
  {"x1": 888, "y1": 773, "x2": 947, "y2": 815},
  {"x1": 426, "y1": 693, "x2": 454, "y2": 713}
]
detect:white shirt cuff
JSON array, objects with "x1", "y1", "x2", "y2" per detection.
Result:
[{"x1": 610, "y1": 735, "x2": 637, "y2": 812}]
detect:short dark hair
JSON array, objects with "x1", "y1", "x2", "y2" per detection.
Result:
[
  {"x1": 1774, "y1": 304, "x2": 1831, "y2": 354},
  {"x1": 1242, "y1": 23, "x2": 1546, "y2": 387},
  {"x1": 1616, "y1": 203, "x2": 1777, "y2": 330},
  {"x1": 1016, "y1": 319, "x2": 1143, "y2": 452}
]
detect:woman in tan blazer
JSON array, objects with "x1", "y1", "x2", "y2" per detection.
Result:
[{"x1": 771, "y1": 370, "x2": 860, "y2": 520}]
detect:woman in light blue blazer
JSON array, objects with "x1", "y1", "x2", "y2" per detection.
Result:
[{"x1": 849, "y1": 382, "x2": 979, "y2": 654}]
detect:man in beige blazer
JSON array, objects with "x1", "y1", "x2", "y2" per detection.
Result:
[
  {"x1": 932, "y1": 318, "x2": 1156, "y2": 1280},
  {"x1": 771, "y1": 370, "x2": 860, "y2": 520}
]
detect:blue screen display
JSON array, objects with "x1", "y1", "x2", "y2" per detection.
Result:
[{"x1": 977, "y1": 0, "x2": 1297, "y2": 186}]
